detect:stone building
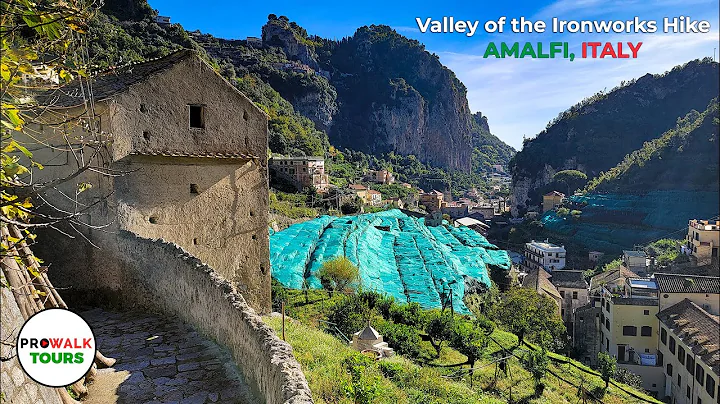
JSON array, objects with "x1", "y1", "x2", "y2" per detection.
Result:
[
  {"x1": 419, "y1": 190, "x2": 445, "y2": 212},
  {"x1": 26, "y1": 50, "x2": 271, "y2": 312},
  {"x1": 269, "y1": 156, "x2": 329, "y2": 191},
  {"x1": 351, "y1": 322, "x2": 394, "y2": 357},
  {"x1": 550, "y1": 270, "x2": 589, "y2": 337}
]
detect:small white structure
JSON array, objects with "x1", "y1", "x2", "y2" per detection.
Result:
[
  {"x1": 351, "y1": 322, "x2": 394, "y2": 357},
  {"x1": 155, "y1": 16, "x2": 171, "y2": 25}
]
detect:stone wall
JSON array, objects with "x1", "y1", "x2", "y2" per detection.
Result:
[
  {"x1": 0, "y1": 287, "x2": 62, "y2": 404},
  {"x1": 58, "y1": 230, "x2": 312, "y2": 404}
]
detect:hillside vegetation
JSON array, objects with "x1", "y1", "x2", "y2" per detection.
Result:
[
  {"x1": 584, "y1": 99, "x2": 719, "y2": 193},
  {"x1": 265, "y1": 288, "x2": 661, "y2": 404},
  {"x1": 510, "y1": 59, "x2": 719, "y2": 209}
]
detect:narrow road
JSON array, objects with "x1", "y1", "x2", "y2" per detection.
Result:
[{"x1": 80, "y1": 308, "x2": 257, "y2": 404}]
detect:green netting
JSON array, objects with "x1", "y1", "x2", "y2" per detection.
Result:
[
  {"x1": 270, "y1": 209, "x2": 512, "y2": 314},
  {"x1": 543, "y1": 191, "x2": 719, "y2": 253}
]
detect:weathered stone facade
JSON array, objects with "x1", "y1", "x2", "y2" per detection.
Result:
[{"x1": 28, "y1": 50, "x2": 271, "y2": 312}]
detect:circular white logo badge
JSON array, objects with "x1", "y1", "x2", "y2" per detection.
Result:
[{"x1": 16, "y1": 308, "x2": 96, "y2": 387}]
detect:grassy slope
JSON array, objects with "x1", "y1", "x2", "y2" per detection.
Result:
[{"x1": 264, "y1": 312, "x2": 660, "y2": 404}]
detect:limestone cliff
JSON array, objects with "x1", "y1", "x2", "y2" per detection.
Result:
[
  {"x1": 261, "y1": 16, "x2": 319, "y2": 70},
  {"x1": 326, "y1": 25, "x2": 473, "y2": 171}
]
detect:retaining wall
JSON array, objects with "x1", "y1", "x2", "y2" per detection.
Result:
[
  {"x1": 0, "y1": 287, "x2": 62, "y2": 404},
  {"x1": 106, "y1": 230, "x2": 313, "y2": 403}
]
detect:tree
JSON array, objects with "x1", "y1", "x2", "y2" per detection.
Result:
[
  {"x1": 597, "y1": 352, "x2": 617, "y2": 390},
  {"x1": 424, "y1": 310, "x2": 453, "y2": 358},
  {"x1": 317, "y1": 256, "x2": 359, "y2": 295},
  {"x1": 492, "y1": 287, "x2": 566, "y2": 348},
  {"x1": 552, "y1": 170, "x2": 587, "y2": 195},
  {"x1": 524, "y1": 348, "x2": 549, "y2": 392},
  {"x1": 448, "y1": 319, "x2": 486, "y2": 368},
  {"x1": 614, "y1": 367, "x2": 644, "y2": 391},
  {"x1": 1, "y1": 0, "x2": 122, "y2": 247}
]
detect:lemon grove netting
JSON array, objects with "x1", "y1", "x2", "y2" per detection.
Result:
[{"x1": 270, "y1": 209, "x2": 511, "y2": 315}]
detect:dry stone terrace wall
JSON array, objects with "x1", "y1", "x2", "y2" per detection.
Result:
[{"x1": 105, "y1": 231, "x2": 313, "y2": 404}]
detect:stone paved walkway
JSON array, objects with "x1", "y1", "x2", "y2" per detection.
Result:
[{"x1": 80, "y1": 308, "x2": 257, "y2": 404}]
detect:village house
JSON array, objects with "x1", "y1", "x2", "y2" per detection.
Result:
[
  {"x1": 471, "y1": 205, "x2": 496, "y2": 221},
  {"x1": 623, "y1": 250, "x2": 650, "y2": 276},
  {"x1": 25, "y1": 50, "x2": 272, "y2": 312},
  {"x1": 522, "y1": 239, "x2": 566, "y2": 273},
  {"x1": 588, "y1": 251, "x2": 605, "y2": 262},
  {"x1": 599, "y1": 277, "x2": 663, "y2": 395},
  {"x1": 365, "y1": 169, "x2": 395, "y2": 184},
  {"x1": 441, "y1": 202, "x2": 470, "y2": 219},
  {"x1": 367, "y1": 189, "x2": 382, "y2": 206},
  {"x1": 574, "y1": 266, "x2": 640, "y2": 365},
  {"x1": 684, "y1": 219, "x2": 720, "y2": 265},
  {"x1": 656, "y1": 299, "x2": 719, "y2": 404},
  {"x1": 550, "y1": 270, "x2": 589, "y2": 337},
  {"x1": 419, "y1": 190, "x2": 446, "y2": 212},
  {"x1": 521, "y1": 268, "x2": 562, "y2": 315},
  {"x1": 542, "y1": 191, "x2": 565, "y2": 213},
  {"x1": 594, "y1": 273, "x2": 720, "y2": 397},
  {"x1": 269, "y1": 155, "x2": 330, "y2": 191},
  {"x1": 154, "y1": 15, "x2": 171, "y2": 25}
]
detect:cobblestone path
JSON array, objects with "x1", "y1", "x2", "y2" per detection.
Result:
[{"x1": 81, "y1": 308, "x2": 257, "y2": 404}]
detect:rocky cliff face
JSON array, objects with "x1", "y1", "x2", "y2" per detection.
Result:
[
  {"x1": 510, "y1": 59, "x2": 719, "y2": 213},
  {"x1": 261, "y1": 17, "x2": 319, "y2": 70},
  {"x1": 326, "y1": 25, "x2": 473, "y2": 171}
]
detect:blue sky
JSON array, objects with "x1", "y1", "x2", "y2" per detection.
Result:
[{"x1": 148, "y1": 0, "x2": 719, "y2": 149}]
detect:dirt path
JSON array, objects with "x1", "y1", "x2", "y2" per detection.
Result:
[{"x1": 80, "y1": 308, "x2": 257, "y2": 404}]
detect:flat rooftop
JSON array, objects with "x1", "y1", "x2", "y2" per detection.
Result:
[
  {"x1": 628, "y1": 278, "x2": 658, "y2": 290},
  {"x1": 527, "y1": 240, "x2": 565, "y2": 252}
]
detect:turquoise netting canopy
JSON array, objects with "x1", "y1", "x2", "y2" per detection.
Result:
[
  {"x1": 270, "y1": 209, "x2": 511, "y2": 315},
  {"x1": 542, "y1": 191, "x2": 719, "y2": 253}
]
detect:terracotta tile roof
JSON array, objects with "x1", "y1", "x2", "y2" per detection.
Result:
[
  {"x1": 657, "y1": 299, "x2": 720, "y2": 374},
  {"x1": 654, "y1": 273, "x2": 720, "y2": 294},
  {"x1": 348, "y1": 184, "x2": 367, "y2": 190},
  {"x1": 129, "y1": 150, "x2": 258, "y2": 159},
  {"x1": 522, "y1": 268, "x2": 561, "y2": 299},
  {"x1": 39, "y1": 49, "x2": 197, "y2": 108},
  {"x1": 551, "y1": 270, "x2": 588, "y2": 289},
  {"x1": 590, "y1": 266, "x2": 639, "y2": 291}
]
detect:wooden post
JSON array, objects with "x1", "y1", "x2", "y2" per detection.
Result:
[{"x1": 281, "y1": 300, "x2": 286, "y2": 341}]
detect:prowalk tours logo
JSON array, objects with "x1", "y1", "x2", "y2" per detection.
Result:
[{"x1": 16, "y1": 308, "x2": 96, "y2": 387}]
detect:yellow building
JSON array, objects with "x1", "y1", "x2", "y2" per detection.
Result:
[
  {"x1": 655, "y1": 273, "x2": 720, "y2": 315},
  {"x1": 685, "y1": 219, "x2": 720, "y2": 265},
  {"x1": 419, "y1": 190, "x2": 446, "y2": 212},
  {"x1": 600, "y1": 278, "x2": 664, "y2": 396},
  {"x1": 542, "y1": 191, "x2": 565, "y2": 213},
  {"x1": 657, "y1": 299, "x2": 719, "y2": 404}
]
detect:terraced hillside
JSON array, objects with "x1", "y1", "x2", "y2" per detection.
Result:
[{"x1": 270, "y1": 210, "x2": 511, "y2": 314}]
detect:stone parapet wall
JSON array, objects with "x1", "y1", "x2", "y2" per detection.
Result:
[{"x1": 105, "y1": 231, "x2": 312, "y2": 404}]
